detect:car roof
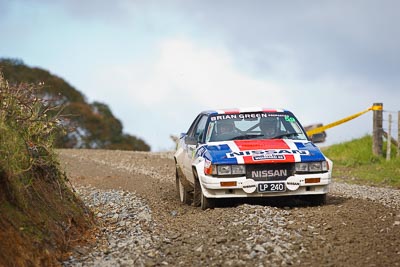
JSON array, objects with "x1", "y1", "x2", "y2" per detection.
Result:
[{"x1": 201, "y1": 107, "x2": 290, "y2": 116}]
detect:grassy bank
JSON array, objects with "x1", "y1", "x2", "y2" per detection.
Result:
[
  {"x1": 322, "y1": 135, "x2": 400, "y2": 188},
  {"x1": 0, "y1": 74, "x2": 93, "y2": 266}
]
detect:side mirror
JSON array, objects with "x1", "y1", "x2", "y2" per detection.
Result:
[
  {"x1": 185, "y1": 136, "x2": 198, "y2": 145},
  {"x1": 310, "y1": 132, "x2": 327, "y2": 143}
]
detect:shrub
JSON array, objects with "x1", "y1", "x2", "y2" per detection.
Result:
[
  {"x1": 0, "y1": 72, "x2": 93, "y2": 266},
  {"x1": 0, "y1": 73, "x2": 65, "y2": 178}
]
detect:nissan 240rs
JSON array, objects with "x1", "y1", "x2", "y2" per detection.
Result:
[{"x1": 174, "y1": 108, "x2": 333, "y2": 210}]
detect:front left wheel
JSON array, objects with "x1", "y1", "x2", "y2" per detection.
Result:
[{"x1": 302, "y1": 194, "x2": 327, "y2": 206}]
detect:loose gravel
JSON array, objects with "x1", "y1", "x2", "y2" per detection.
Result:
[
  {"x1": 63, "y1": 187, "x2": 160, "y2": 267},
  {"x1": 63, "y1": 187, "x2": 308, "y2": 266},
  {"x1": 331, "y1": 182, "x2": 400, "y2": 209},
  {"x1": 59, "y1": 149, "x2": 400, "y2": 267}
]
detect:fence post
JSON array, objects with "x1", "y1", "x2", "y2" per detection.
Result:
[
  {"x1": 372, "y1": 103, "x2": 383, "y2": 156},
  {"x1": 386, "y1": 114, "x2": 392, "y2": 161},
  {"x1": 398, "y1": 111, "x2": 400, "y2": 158}
]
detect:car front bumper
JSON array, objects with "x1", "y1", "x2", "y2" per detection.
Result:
[{"x1": 198, "y1": 169, "x2": 331, "y2": 199}]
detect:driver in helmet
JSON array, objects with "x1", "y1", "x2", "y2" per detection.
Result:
[
  {"x1": 217, "y1": 120, "x2": 235, "y2": 134},
  {"x1": 259, "y1": 117, "x2": 279, "y2": 138}
]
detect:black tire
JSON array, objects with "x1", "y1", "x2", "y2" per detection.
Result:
[
  {"x1": 201, "y1": 190, "x2": 215, "y2": 210},
  {"x1": 192, "y1": 169, "x2": 215, "y2": 210},
  {"x1": 304, "y1": 194, "x2": 327, "y2": 206},
  {"x1": 193, "y1": 174, "x2": 201, "y2": 207},
  {"x1": 176, "y1": 169, "x2": 192, "y2": 205}
]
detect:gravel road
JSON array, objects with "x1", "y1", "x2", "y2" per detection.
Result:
[{"x1": 59, "y1": 149, "x2": 400, "y2": 267}]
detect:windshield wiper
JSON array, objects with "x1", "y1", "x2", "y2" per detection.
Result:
[
  {"x1": 271, "y1": 132, "x2": 302, "y2": 139},
  {"x1": 231, "y1": 134, "x2": 263, "y2": 140}
]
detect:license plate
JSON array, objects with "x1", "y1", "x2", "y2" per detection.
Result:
[{"x1": 257, "y1": 182, "x2": 286, "y2": 193}]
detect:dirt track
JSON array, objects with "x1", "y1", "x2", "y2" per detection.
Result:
[{"x1": 59, "y1": 149, "x2": 400, "y2": 266}]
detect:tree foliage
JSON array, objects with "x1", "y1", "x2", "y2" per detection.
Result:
[{"x1": 0, "y1": 58, "x2": 150, "y2": 151}]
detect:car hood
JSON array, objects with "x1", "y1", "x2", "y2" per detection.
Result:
[{"x1": 197, "y1": 139, "x2": 326, "y2": 164}]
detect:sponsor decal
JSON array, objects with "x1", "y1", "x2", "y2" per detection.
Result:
[
  {"x1": 226, "y1": 149, "x2": 309, "y2": 158},
  {"x1": 266, "y1": 113, "x2": 287, "y2": 118},
  {"x1": 196, "y1": 146, "x2": 207, "y2": 157},
  {"x1": 284, "y1": 115, "x2": 295, "y2": 122},
  {"x1": 211, "y1": 114, "x2": 239, "y2": 121},
  {"x1": 242, "y1": 179, "x2": 257, "y2": 193},
  {"x1": 211, "y1": 112, "x2": 280, "y2": 122},
  {"x1": 286, "y1": 176, "x2": 300, "y2": 191},
  {"x1": 251, "y1": 169, "x2": 288, "y2": 178},
  {"x1": 253, "y1": 154, "x2": 285, "y2": 161}
]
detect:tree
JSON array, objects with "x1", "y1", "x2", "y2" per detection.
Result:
[{"x1": 0, "y1": 58, "x2": 150, "y2": 151}]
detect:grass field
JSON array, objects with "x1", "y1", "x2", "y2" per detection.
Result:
[{"x1": 322, "y1": 135, "x2": 400, "y2": 188}]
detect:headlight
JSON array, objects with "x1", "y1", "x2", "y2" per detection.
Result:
[
  {"x1": 232, "y1": 165, "x2": 246, "y2": 175},
  {"x1": 295, "y1": 163, "x2": 308, "y2": 172},
  {"x1": 309, "y1": 162, "x2": 322, "y2": 172},
  {"x1": 205, "y1": 164, "x2": 246, "y2": 176},
  {"x1": 218, "y1": 165, "x2": 232, "y2": 175},
  {"x1": 295, "y1": 161, "x2": 328, "y2": 173}
]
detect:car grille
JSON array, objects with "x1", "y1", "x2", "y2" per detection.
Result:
[{"x1": 245, "y1": 163, "x2": 295, "y2": 181}]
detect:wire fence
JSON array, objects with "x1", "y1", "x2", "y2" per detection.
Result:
[{"x1": 382, "y1": 109, "x2": 400, "y2": 159}]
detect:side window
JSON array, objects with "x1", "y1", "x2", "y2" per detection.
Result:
[
  {"x1": 193, "y1": 115, "x2": 208, "y2": 143},
  {"x1": 187, "y1": 115, "x2": 202, "y2": 137},
  {"x1": 186, "y1": 114, "x2": 208, "y2": 143}
]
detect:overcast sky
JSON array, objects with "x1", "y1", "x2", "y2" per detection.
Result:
[{"x1": 1, "y1": 0, "x2": 399, "y2": 151}]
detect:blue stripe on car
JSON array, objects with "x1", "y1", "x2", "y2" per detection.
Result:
[
  {"x1": 295, "y1": 142, "x2": 326, "y2": 162},
  {"x1": 202, "y1": 144, "x2": 239, "y2": 165}
]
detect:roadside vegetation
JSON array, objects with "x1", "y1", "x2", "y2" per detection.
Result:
[
  {"x1": 323, "y1": 135, "x2": 400, "y2": 188},
  {"x1": 0, "y1": 73, "x2": 93, "y2": 266}
]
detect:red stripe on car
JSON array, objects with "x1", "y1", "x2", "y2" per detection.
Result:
[
  {"x1": 221, "y1": 109, "x2": 241, "y2": 114},
  {"x1": 233, "y1": 139, "x2": 295, "y2": 164}
]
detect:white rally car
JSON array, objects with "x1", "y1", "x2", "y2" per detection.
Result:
[{"x1": 174, "y1": 108, "x2": 332, "y2": 210}]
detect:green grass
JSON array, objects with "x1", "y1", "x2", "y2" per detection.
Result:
[{"x1": 323, "y1": 135, "x2": 400, "y2": 188}]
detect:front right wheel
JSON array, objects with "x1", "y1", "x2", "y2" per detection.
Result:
[
  {"x1": 176, "y1": 169, "x2": 192, "y2": 205},
  {"x1": 200, "y1": 190, "x2": 215, "y2": 210},
  {"x1": 193, "y1": 170, "x2": 215, "y2": 210}
]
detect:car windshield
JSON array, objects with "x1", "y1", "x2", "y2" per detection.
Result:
[{"x1": 206, "y1": 112, "x2": 308, "y2": 142}]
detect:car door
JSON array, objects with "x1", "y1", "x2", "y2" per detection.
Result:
[{"x1": 182, "y1": 114, "x2": 208, "y2": 184}]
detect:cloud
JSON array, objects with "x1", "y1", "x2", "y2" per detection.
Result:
[
  {"x1": 15, "y1": 0, "x2": 130, "y2": 19},
  {"x1": 10, "y1": 0, "x2": 400, "y2": 87},
  {"x1": 129, "y1": 39, "x2": 288, "y2": 109},
  {"x1": 88, "y1": 38, "x2": 292, "y2": 150},
  {"x1": 175, "y1": 1, "x2": 400, "y2": 86}
]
